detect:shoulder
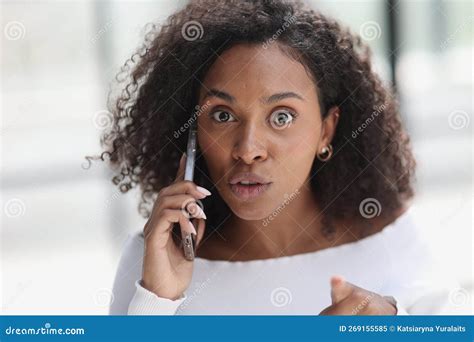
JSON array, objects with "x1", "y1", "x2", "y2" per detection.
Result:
[
  {"x1": 367, "y1": 204, "x2": 421, "y2": 252},
  {"x1": 364, "y1": 204, "x2": 411, "y2": 237},
  {"x1": 375, "y1": 206, "x2": 462, "y2": 313},
  {"x1": 380, "y1": 205, "x2": 421, "y2": 246},
  {"x1": 116, "y1": 231, "x2": 146, "y2": 270},
  {"x1": 109, "y1": 231, "x2": 145, "y2": 314}
]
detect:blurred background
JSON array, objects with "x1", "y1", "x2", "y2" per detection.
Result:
[{"x1": 1, "y1": 0, "x2": 472, "y2": 314}]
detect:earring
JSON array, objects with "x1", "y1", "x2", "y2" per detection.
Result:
[{"x1": 317, "y1": 144, "x2": 333, "y2": 162}]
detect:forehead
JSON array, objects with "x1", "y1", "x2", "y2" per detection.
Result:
[{"x1": 199, "y1": 43, "x2": 317, "y2": 101}]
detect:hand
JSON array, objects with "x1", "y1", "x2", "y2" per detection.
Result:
[
  {"x1": 141, "y1": 152, "x2": 210, "y2": 300},
  {"x1": 319, "y1": 275, "x2": 398, "y2": 315}
]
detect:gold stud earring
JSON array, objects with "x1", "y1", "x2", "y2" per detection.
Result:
[{"x1": 317, "y1": 144, "x2": 333, "y2": 162}]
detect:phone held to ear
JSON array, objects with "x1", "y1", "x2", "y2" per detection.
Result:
[{"x1": 182, "y1": 122, "x2": 198, "y2": 261}]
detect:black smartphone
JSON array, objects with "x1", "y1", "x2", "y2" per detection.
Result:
[{"x1": 182, "y1": 121, "x2": 198, "y2": 261}]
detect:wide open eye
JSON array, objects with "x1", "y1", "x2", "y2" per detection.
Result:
[
  {"x1": 269, "y1": 109, "x2": 296, "y2": 129},
  {"x1": 210, "y1": 110, "x2": 237, "y2": 123}
]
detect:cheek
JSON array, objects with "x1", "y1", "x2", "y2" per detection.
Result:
[
  {"x1": 197, "y1": 119, "x2": 233, "y2": 150},
  {"x1": 197, "y1": 131, "x2": 229, "y2": 185},
  {"x1": 277, "y1": 127, "x2": 319, "y2": 181}
]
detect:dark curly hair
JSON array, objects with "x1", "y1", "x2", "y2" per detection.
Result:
[{"x1": 87, "y1": 0, "x2": 416, "y2": 240}]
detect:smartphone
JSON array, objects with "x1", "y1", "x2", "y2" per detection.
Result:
[{"x1": 182, "y1": 121, "x2": 198, "y2": 261}]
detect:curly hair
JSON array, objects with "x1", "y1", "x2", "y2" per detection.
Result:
[{"x1": 88, "y1": 0, "x2": 416, "y2": 240}]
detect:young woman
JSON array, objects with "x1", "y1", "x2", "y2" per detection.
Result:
[{"x1": 100, "y1": 0, "x2": 458, "y2": 315}]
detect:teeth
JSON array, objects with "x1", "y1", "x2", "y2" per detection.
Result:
[{"x1": 239, "y1": 181, "x2": 258, "y2": 185}]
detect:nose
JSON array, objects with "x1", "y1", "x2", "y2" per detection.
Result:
[{"x1": 231, "y1": 122, "x2": 268, "y2": 164}]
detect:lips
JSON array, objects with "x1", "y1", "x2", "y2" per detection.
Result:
[
  {"x1": 229, "y1": 183, "x2": 271, "y2": 200},
  {"x1": 228, "y1": 172, "x2": 271, "y2": 185},
  {"x1": 228, "y1": 172, "x2": 272, "y2": 200}
]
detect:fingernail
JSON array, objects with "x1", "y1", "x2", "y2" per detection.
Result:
[
  {"x1": 196, "y1": 186, "x2": 212, "y2": 196},
  {"x1": 190, "y1": 204, "x2": 207, "y2": 220},
  {"x1": 188, "y1": 220, "x2": 197, "y2": 235}
]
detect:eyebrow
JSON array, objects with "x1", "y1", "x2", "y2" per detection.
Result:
[
  {"x1": 265, "y1": 91, "x2": 306, "y2": 104},
  {"x1": 202, "y1": 88, "x2": 305, "y2": 104},
  {"x1": 202, "y1": 89, "x2": 235, "y2": 103}
]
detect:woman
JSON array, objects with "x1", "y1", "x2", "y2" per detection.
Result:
[{"x1": 99, "y1": 0, "x2": 458, "y2": 315}]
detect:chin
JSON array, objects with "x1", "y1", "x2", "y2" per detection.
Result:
[
  {"x1": 224, "y1": 196, "x2": 274, "y2": 222},
  {"x1": 230, "y1": 209, "x2": 269, "y2": 222}
]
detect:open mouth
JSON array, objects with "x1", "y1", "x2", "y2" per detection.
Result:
[{"x1": 229, "y1": 182, "x2": 272, "y2": 200}]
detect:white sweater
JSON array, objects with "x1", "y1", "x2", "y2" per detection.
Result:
[{"x1": 109, "y1": 207, "x2": 460, "y2": 315}]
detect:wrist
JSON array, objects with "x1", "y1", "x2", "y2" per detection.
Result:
[{"x1": 140, "y1": 278, "x2": 183, "y2": 301}]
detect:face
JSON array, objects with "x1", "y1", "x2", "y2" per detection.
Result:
[{"x1": 197, "y1": 43, "x2": 335, "y2": 220}]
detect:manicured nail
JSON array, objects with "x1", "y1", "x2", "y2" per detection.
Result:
[
  {"x1": 196, "y1": 186, "x2": 212, "y2": 196},
  {"x1": 188, "y1": 220, "x2": 197, "y2": 235},
  {"x1": 189, "y1": 204, "x2": 206, "y2": 220},
  {"x1": 199, "y1": 208, "x2": 207, "y2": 220}
]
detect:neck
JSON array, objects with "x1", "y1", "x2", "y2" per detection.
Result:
[{"x1": 219, "y1": 180, "x2": 337, "y2": 260}]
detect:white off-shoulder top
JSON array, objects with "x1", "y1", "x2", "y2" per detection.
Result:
[{"x1": 109, "y1": 207, "x2": 461, "y2": 315}]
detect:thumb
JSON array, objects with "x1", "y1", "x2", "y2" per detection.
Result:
[{"x1": 330, "y1": 275, "x2": 354, "y2": 304}]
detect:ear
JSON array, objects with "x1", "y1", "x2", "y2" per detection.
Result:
[{"x1": 319, "y1": 106, "x2": 340, "y2": 149}]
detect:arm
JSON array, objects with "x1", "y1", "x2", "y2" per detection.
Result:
[
  {"x1": 109, "y1": 232, "x2": 187, "y2": 315},
  {"x1": 127, "y1": 280, "x2": 187, "y2": 315}
]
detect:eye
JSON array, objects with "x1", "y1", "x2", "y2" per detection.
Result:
[
  {"x1": 210, "y1": 109, "x2": 237, "y2": 123},
  {"x1": 269, "y1": 109, "x2": 297, "y2": 129}
]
